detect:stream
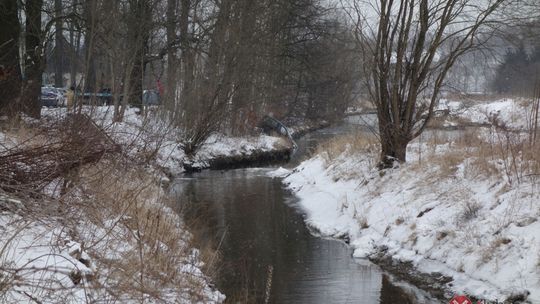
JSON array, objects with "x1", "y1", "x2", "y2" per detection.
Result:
[{"x1": 171, "y1": 116, "x2": 436, "y2": 303}]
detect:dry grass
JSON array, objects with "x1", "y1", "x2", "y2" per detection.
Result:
[
  {"x1": 315, "y1": 132, "x2": 378, "y2": 163},
  {"x1": 0, "y1": 119, "x2": 221, "y2": 303},
  {"x1": 417, "y1": 127, "x2": 540, "y2": 183},
  {"x1": 411, "y1": 129, "x2": 476, "y2": 177},
  {"x1": 67, "y1": 159, "x2": 217, "y2": 302},
  {"x1": 314, "y1": 123, "x2": 539, "y2": 187},
  {"x1": 481, "y1": 237, "x2": 512, "y2": 263},
  {"x1": 460, "y1": 200, "x2": 482, "y2": 221},
  {"x1": 0, "y1": 119, "x2": 51, "y2": 153},
  {"x1": 472, "y1": 132, "x2": 539, "y2": 183},
  {"x1": 357, "y1": 215, "x2": 369, "y2": 229},
  {"x1": 443, "y1": 93, "x2": 514, "y2": 103}
]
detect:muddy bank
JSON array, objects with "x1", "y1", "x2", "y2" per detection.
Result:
[
  {"x1": 303, "y1": 221, "x2": 452, "y2": 301},
  {"x1": 368, "y1": 247, "x2": 452, "y2": 300},
  {"x1": 183, "y1": 147, "x2": 292, "y2": 173},
  {"x1": 370, "y1": 248, "x2": 530, "y2": 303},
  {"x1": 182, "y1": 120, "x2": 332, "y2": 173},
  {"x1": 287, "y1": 119, "x2": 331, "y2": 138}
]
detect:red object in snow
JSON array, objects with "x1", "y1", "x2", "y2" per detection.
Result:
[{"x1": 450, "y1": 295, "x2": 473, "y2": 304}]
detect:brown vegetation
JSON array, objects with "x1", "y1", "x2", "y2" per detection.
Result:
[
  {"x1": 315, "y1": 132, "x2": 378, "y2": 163},
  {"x1": 0, "y1": 114, "x2": 120, "y2": 193},
  {"x1": 0, "y1": 116, "x2": 221, "y2": 303},
  {"x1": 420, "y1": 127, "x2": 540, "y2": 184}
]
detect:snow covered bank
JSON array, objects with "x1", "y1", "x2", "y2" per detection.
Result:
[
  {"x1": 278, "y1": 129, "x2": 540, "y2": 302},
  {"x1": 41, "y1": 107, "x2": 294, "y2": 174},
  {"x1": 0, "y1": 111, "x2": 225, "y2": 303},
  {"x1": 185, "y1": 134, "x2": 291, "y2": 172},
  {"x1": 1, "y1": 105, "x2": 320, "y2": 303},
  {"x1": 0, "y1": 169, "x2": 224, "y2": 303},
  {"x1": 436, "y1": 97, "x2": 537, "y2": 131},
  {"x1": 284, "y1": 117, "x2": 331, "y2": 138}
]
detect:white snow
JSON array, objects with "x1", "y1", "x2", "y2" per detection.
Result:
[
  {"x1": 438, "y1": 97, "x2": 536, "y2": 130},
  {"x1": 0, "y1": 213, "x2": 94, "y2": 303},
  {"x1": 0, "y1": 107, "x2": 264, "y2": 303},
  {"x1": 267, "y1": 167, "x2": 292, "y2": 178},
  {"x1": 192, "y1": 133, "x2": 288, "y2": 168},
  {"x1": 1, "y1": 105, "x2": 295, "y2": 303},
  {"x1": 279, "y1": 99, "x2": 540, "y2": 302},
  {"x1": 0, "y1": 205, "x2": 225, "y2": 303},
  {"x1": 41, "y1": 106, "x2": 289, "y2": 172}
]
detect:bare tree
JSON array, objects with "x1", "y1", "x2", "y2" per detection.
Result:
[
  {"x1": 127, "y1": 0, "x2": 153, "y2": 113},
  {"x1": 81, "y1": 0, "x2": 98, "y2": 107},
  {"x1": 54, "y1": 0, "x2": 64, "y2": 87},
  {"x1": 165, "y1": 0, "x2": 178, "y2": 117},
  {"x1": 20, "y1": 0, "x2": 44, "y2": 119},
  {"x1": 347, "y1": 0, "x2": 509, "y2": 168},
  {"x1": 0, "y1": 0, "x2": 21, "y2": 118}
]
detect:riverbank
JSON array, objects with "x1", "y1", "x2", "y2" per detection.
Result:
[
  {"x1": 41, "y1": 107, "x2": 328, "y2": 173},
  {"x1": 0, "y1": 109, "x2": 227, "y2": 303},
  {"x1": 0, "y1": 163, "x2": 224, "y2": 303},
  {"x1": 0, "y1": 106, "x2": 329, "y2": 302},
  {"x1": 182, "y1": 117, "x2": 330, "y2": 172},
  {"x1": 40, "y1": 107, "x2": 297, "y2": 175},
  {"x1": 275, "y1": 121, "x2": 540, "y2": 302},
  {"x1": 284, "y1": 117, "x2": 331, "y2": 138},
  {"x1": 433, "y1": 97, "x2": 536, "y2": 131},
  {"x1": 182, "y1": 134, "x2": 292, "y2": 172}
]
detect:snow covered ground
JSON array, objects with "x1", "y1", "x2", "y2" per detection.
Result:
[
  {"x1": 0, "y1": 187, "x2": 224, "y2": 303},
  {"x1": 274, "y1": 99, "x2": 540, "y2": 302},
  {"x1": 40, "y1": 106, "x2": 290, "y2": 173},
  {"x1": 1, "y1": 106, "x2": 274, "y2": 303},
  {"x1": 437, "y1": 97, "x2": 537, "y2": 130},
  {"x1": 0, "y1": 208, "x2": 95, "y2": 303},
  {"x1": 0, "y1": 105, "x2": 297, "y2": 303}
]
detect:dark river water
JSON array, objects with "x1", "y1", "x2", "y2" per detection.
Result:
[{"x1": 171, "y1": 117, "x2": 436, "y2": 303}]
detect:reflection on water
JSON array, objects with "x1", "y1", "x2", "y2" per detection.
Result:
[{"x1": 172, "y1": 168, "x2": 433, "y2": 303}]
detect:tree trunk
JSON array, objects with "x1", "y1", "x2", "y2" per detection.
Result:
[
  {"x1": 379, "y1": 135, "x2": 408, "y2": 169},
  {"x1": 0, "y1": 0, "x2": 21, "y2": 118},
  {"x1": 21, "y1": 0, "x2": 43, "y2": 119},
  {"x1": 130, "y1": 54, "x2": 144, "y2": 112},
  {"x1": 69, "y1": 0, "x2": 79, "y2": 88},
  {"x1": 178, "y1": 0, "x2": 192, "y2": 122},
  {"x1": 54, "y1": 0, "x2": 64, "y2": 87},
  {"x1": 83, "y1": 0, "x2": 97, "y2": 96},
  {"x1": 127, "y1": 0, "x2": 150, "y2": 114},
  {"x1": 378, "y1": 109, "x2": 409, "y2": 168},
  {"x1": 165, "y1": 0, "x2": 177, "y2": 118}
]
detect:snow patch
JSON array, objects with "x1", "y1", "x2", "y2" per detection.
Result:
[{"x1": 284, "y1": 139, "x2": 540, "y2": 302}]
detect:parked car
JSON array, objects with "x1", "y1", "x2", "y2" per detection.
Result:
[
  {"x1": 40, "y1": 87, "x2": 62, "y2": 107},
  {"x1": 143, "y1": 90, "x2": 160, "y2": 106}
]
